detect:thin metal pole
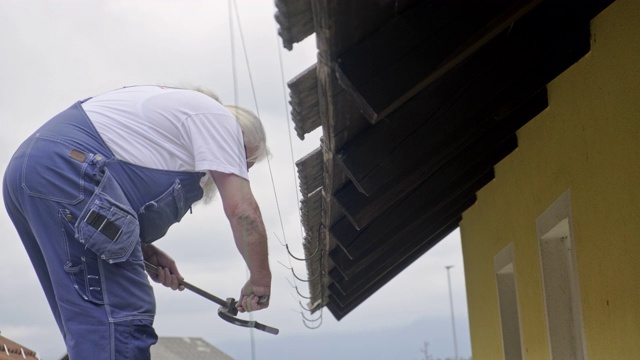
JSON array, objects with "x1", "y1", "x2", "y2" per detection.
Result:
[
  {"x1": 420, "y1": 341, "x2": 430, "y2": 360},
  {"x1": 446, "y1": 265, "x2": 459, "y2": 360}
]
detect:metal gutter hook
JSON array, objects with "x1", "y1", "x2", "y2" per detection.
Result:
[{"x1": 144, "y1": 261, "x2": 279, "y2": 335}]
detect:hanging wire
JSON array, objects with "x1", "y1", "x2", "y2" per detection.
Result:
[
  {"x1": 302, "y1": 308, "x2": 324, "y2": 329},
  {"x1": 267, "y1": 2, "x2": 323, "y2": 316},
  {"x1": 277, "y1": 254, "x2": 322, "y2": 282},
  {"x1": 290, "y1": 304, "x2": 322, "y2": 328},
  {"x1": 275, "y1": 9, "x2": 306, "y2": 245},
  {"x1": 297, "y1": 300, "x2": 316, "y2": 312},
  {"x1": 286, "y1": 278, "x2": 312, "y2": 299},
  {"x1": 289, "y1": 307, "x2": 322, "y2": 323},
  {"x1": 279, "y1": 223, "x2": 323, "y2": 321},
  {"x1": 287, "y1": 242, "x2": 317, "y2": 261},
  {"x1": 228, "y1": 0, "x2": 324, "y2": 328},
  {"x1": 228, "y1": 1, "x2": 256, "y2": 357},
  {"x1": 274, "y1": 232, "x2": 321, "y2": 261},
  {"x1": 303, "y1": 318, "x2": 323, "y2": 329},
  {"x1": 300, "y1": 308, "x2": 322, "y2": 322},
  {"x1": 229, "y1": 0, "x2": 238, "y2": 106},
  {"x1": 232, "y1": 6, "x2": 320, "y2": 327},
  {"x1": 230, "y1": 0, "x2": 293, "y2": 252}
]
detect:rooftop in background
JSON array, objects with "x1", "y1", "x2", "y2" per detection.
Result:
[
  {"x1": 59, "y1": 337, "x2": 233, "y2": 360},
  {"x1": 0, "y1": 333, "x2": 39, "y2": 360},
  {"x1": 150, "y1": 337, "x2": 233, "y2": 360}
]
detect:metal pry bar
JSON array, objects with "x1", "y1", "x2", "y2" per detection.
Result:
[{"x1": 144, "y1": 261, "x2": 279, "y2": 335}]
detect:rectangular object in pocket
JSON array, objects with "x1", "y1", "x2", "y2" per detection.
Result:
[{"x1": 76, "y1": 167, "x2": 140, "y2": 263}]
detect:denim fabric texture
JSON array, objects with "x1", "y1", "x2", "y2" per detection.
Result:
[{"x1": 3, "y1": 101, "x2": 205, "y2": 359}]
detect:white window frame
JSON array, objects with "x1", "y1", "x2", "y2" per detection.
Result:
[
  {"x1": 536, "y1": 190, "x2": 587, "y2": 360},
  {"x1": 495, "y1": 243, "x2": 524, "y2": 360}
]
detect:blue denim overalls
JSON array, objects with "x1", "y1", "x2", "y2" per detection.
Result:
[{"x1": 3, "y1": 101, "x2": 205, "y2": 359}]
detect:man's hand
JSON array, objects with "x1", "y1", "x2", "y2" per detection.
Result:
[
  {"x1": 142, "y1": 244, "x2": 185, "y2": 291},
  {"x1": 237, "y1": 279, "x2": 271, "y2": 313}
]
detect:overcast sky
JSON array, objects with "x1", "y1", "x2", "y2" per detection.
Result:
[{"x1": 0, "y1": 1, "x2": 471, "y2": 359}]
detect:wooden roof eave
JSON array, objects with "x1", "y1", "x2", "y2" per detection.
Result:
[
  {"x1": 274, "y1": 0, "x2": 315, "y2": 50},
  {"x1": 286, "y1": 0, "x2": 617, "y2": 320}
]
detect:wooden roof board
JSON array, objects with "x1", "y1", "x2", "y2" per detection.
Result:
[
  {"x1": 330, "y1": 119, "x2": 536, "y2": 262},
  {"x1": 335, "y1": 3, "x2": 593, "y2": 204},
  {"x1": 288, "y1": 64, "x2": 321, "y2": 140},
  {"x1": 329, "y1": 154, "x2": 504, "y2": 281},
  {"x1": 296, "y1": 146, "x2": 324, "y2": 198},
  {"x1": 328, "y1": 218, "x2": 462, "y2": 320},
  {"x1": 275, "y1": 0, "x2": 314, "y2": 50}
]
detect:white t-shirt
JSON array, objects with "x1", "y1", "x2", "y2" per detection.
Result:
[{"x1": 82, "y1": 86, "x2": 248, "y2": 180}]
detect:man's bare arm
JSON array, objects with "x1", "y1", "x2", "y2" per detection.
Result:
[{"x1": 211, "y1": 170, "x2": 271, "y2": 312}]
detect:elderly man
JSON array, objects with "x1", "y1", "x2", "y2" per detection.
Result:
[{"x1": 3, "y1": 85, "x2": 272, "y2": 359}]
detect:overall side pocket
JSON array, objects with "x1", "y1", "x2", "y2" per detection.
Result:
[
  {"x1": 76, "y1": 167, "x2": 140, "y2": 263},
  {"x1": 138, "y1": 179, "x2": 188, "y2": 243},
  {"x1": 60, "y1": 208, "x2": 105, "y2": 304}
]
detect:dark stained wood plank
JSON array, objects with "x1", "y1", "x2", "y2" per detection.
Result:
[
  {"x1": 327, "y1": 267, "x2": 345, "y2": 294},
  {"x1": 311, "y1": 0, "x2": 411, "y2": 66},
  {"x1": 336, "y1": 0, "x2": 473, "y2": 88},
  {"x1": 275, "y1": 0, "x2": 315, "y2": 50},
  {"x1": 329, "y1": 164, "x2": 496, "y2": 281},
  {"x1": 336, "y1": 0, "x2": 542, "y2": 122},
  {"x1": 328, "y1": 129, "x2": 525, "y2": 281},
  {"x1": 334, "y1": 86, "x2": 549, "y2": 232},
  {"x1": 338, "y1": 9, "x2": 591, "y2": 198},
  {"x1": 330, "y1": 124, "x2": 528, "y2": 264},
  {"x1": 325, "y1": 301, "x2": 344, "y2": 320},
  {"x1": 328, "y1": 219, "x2": 461, "y2": 318},
  {"x1": 288, "y1": 65, "x2": 321, "y2": 140},
  {"x1": 330, "y1": 124, "x2": 516, "y2": 260},
  {"x1": 296, "y1": 147, "x2": 324, "y2": 197}
]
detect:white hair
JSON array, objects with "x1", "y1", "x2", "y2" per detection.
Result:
[
  {"x1": 186, "y1": 86, "x2": 270, "y2": 205},
  {"x1": 223, "y1": 105, "x2": 269, "y2": 163}
]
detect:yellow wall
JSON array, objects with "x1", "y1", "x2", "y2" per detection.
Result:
[{"x1": 460, "y1": 0, "x2": 640, "y2": 359}]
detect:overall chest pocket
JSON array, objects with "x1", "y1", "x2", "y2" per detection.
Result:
[{"x1": 76, "y1": 167, "x2": 139, "y2": 263}]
